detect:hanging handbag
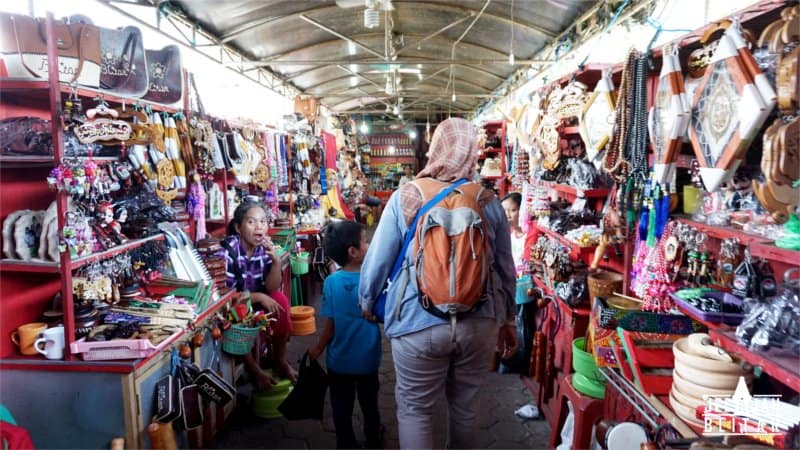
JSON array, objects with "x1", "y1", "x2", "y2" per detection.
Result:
[
  {"x1": 178, "y1": 361, "x2": 204, "y2": 430},
  {"x1": 0, "y1": 12, "x2": 101, "y2": 86},
  {"x1": 278, "y1": 352, "x2": 328, "y2": 420},
  {"x1": 142, "y1": 45, "x2": 182, "y2": 104},
  {"x1": 194, "y1": 345, "x2": 235, "y2": 407},
  {"x1": 98, "y1": 25, "x2": 148, "y2": 96},
  {"x1": 0, "y1": 117, "x2": 52, "y2": 156},
  {"x1": 153, "y1": 351, "x2": 182, "y2": 424}
]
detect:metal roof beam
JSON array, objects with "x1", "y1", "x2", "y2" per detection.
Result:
[
  {"x1": 202, "y1": 1, "x2": 555, "y2": 45},
  {"x1": 298, "y1": 15, "x2": 385, "y2": 60},
  {"x1": 255, "y1": 32, "x2": 512, "y2": 66},
  {"x1": 232, "y1": 57, "x2": 549, "y2": 67}
]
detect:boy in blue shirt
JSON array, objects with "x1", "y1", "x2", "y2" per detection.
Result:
[{"x1": 308, "y1": 221, "x2": 382, "y2": 449}]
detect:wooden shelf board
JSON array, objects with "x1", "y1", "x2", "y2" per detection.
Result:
[
  {"x1": 749, "y1": 242, "x2": 800, "y2": 267},
  {"x1": 539, "y1": 181, "x2": 610, "y2": 199},
  {"x1": 0, "y1": 259, "x2": 60, "y2": 273},
  {"x1": 1, "y1": 79, "x2": 181, "y2": 112},
  {"x1": 0, "y1": 289, "x2": 236, "y2": 374},
  {"x1": 673, "y1": 216, "x2": 772, "y2": 246},
  {"x1": 0, "y1": 155, "x2": 55, "y2": 167},
  {"x1": 69, "y1": 234, "x2": 166, "y2": 270},
  {"x1": 710, "y1": 329, "x2": 800, "y2": 393}
]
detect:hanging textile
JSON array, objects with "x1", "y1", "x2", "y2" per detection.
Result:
[{"x1": 322, "y1": 130, "x2": 338, "y2": 174}]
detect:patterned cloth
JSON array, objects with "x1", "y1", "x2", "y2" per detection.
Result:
[
  {"x1": 399, "y1": 117, "x2": 480, "y2": 223},
  {"x1": 218, "y1": 235, "x2": 273, "y2": 293}
]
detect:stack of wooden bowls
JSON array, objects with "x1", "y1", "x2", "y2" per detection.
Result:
[
  {"x1": 290, "y1": 305, "x2": 316, "y2": 336},
  {"x1": 670, "y1": 333, "x2": 752, "y2": 427},
  {"x1": 196, "y1": 238, "x2": 227, "y2": 291}
]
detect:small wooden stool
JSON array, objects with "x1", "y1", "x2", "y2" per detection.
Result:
[{"x1": 550, "y1": 375, "x2": 606, "y2": 449}]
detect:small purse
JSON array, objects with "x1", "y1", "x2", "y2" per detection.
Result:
[
  {"x1": 178, "y1": 361, "x2": 204, "y2": 430},
  {"x1": 193, "y1": 341, "x2": 235, "y2": 407},
  {"x1": 153, "y1": 351, "x2": 182, "y2": 424}
]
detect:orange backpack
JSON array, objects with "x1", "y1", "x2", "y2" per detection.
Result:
[{"x1": 411, "y1": 178, "x2": 490, "y2": 319}]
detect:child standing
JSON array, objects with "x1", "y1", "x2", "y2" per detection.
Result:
[{"x1": 308, "y1": 221, "x2": 383, "y2": 449}]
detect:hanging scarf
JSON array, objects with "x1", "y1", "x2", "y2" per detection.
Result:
[{"x1": 187, "y1": 180, "x2": 206, "y2": 240}]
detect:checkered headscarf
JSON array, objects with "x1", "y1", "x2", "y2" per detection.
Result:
[{"x1": 399, "y1": 118, "x2": 479, "y2": 223}]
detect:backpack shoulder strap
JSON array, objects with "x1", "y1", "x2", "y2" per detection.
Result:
[{"x1": 219, "y1": 239, "x2": 245, "y2": 291}]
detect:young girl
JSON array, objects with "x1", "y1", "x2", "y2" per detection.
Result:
[
  {"x1": 499, "y1": 192, "x2": 536, "y2": 374},
  {"x1": 220, "y1": 201, "x2": 297, "y2": 388}
]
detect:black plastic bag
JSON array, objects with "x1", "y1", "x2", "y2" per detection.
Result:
[{"x1": 279, "y1": 352, "x2": 328, "y2": 420}]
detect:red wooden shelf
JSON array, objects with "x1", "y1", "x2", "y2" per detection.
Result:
[
  {"x1": 749, "y1": 242, "x2": 800, "y2": 267},
  {"x1": 0, "y1": 79, "x2": 50, "y2": 90},
  {"x1": 709, "y1": 329, "x2": 800, "y2": 393},
  {"x1": 0, "y1": 289, "x2": 236, "y2": 374},
  {"x1": 205, "y1": 218, "x2": 227, "y2": 225},
  {"x1": 539, "y1": 181, "x2": 610, "y2": 199},
  {"x1": 531, "y1": 222, "x2": 597, "y2": 263},
  {"x1": 0, "y1": 259, "x2": 60, "y2": 273},
  {"x1": 69, "y1": 234, "x2": 166, "y2": 270},
  {"x1": 673, "y1": 216, "x2": 771, "y2": 246},
  {"x1": 1, "y1": 234, "x2": 168, "y2": 273},
  {"x1": 0, "y1": 155, "x2": 55, "y2": 166},
  {"x1": 0, "y1": 78, "x2": 181, "y2": 112}
]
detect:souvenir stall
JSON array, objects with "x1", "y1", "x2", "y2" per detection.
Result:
[
  {"x1": 0, "y1": 12, "x2": 309, "y2": 448},
  {"x1": 508, "y1": 1, "x2": 800, "y2": 448}
]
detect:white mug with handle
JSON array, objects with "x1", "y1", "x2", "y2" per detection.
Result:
[{"x1": 34, "y1": 326, "x2": 65, "y2": 360}]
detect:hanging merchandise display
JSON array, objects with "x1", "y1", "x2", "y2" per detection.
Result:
[
  {"x1": 580, "y1": 69, "x2": 616, "y2": 169},
  {"x1": 648, "y1": 44, "x2": 690, "y2": 186}
]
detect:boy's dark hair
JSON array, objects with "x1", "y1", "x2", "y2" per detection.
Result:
[
  {"x1": 502, "y1": 192, "x2": 522, "y2": 208},
  {"x1": 323, "y1": 220, "x2": 365, "y2": 266}
]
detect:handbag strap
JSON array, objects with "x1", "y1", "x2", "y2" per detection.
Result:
[{"x1": 385, "y1": 178, "x2": 469, "y2": 287}]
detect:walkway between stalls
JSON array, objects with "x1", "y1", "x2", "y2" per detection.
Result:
[{"x1": 214, "y1": 285, "x2": 551, "y2": 449}]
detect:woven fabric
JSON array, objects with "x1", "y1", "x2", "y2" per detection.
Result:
[{"x1": 400, "y1": 118, "x2": 479, "y2": 222}]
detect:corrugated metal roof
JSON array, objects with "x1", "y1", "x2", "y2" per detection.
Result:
[{"x1": 158, "y1": 0, "x2": 600, "y2": 119}]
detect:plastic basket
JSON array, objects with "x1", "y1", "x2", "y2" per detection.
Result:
[
  {"x1": 291, "y1": 251, "x2": 310, "y2": 275},
  {"x1": 270, "y1": 229, "x2": 296, "y2": 254},
  {"x1": 221, "y1": 324, "x2": 260, "y2": 355},
  {"x1": 587, "y1": 270, "x2": 623, "y2": 301}
]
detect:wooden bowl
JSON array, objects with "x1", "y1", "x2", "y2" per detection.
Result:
[
  {"x1": 672, "y1": 369, "x2": 735, "y2": 398},
  {"x1": 673, "y1": 338, "x2": 746, "y2": 373},
  {"x1": 670, "y1": 384, "x2": 704, "y2": 409},
  {"x1": 674, "y1": 364, "x2": 748, "y2": 390},
  {"x1": 669, "y1": 390, "x2": 705, "y2": 427}
]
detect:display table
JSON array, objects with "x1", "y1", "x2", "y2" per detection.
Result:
[{"x1": 0, "y1": 290, "x2": 237, "y2": 449}]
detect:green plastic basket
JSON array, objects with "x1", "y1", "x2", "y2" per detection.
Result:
[
  {"x1": 291, "y1": 251, "x2": 310, "y2": 275},
  {"x1": 271, "y1": 229, "x2": 296, "y2": 254},
  {"x1": 221, "y1": 324, "x2": 260, "y2": 355}
]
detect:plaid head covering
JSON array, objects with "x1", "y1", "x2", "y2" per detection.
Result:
[
  {"x1": 399, "y1": 118, "x2": 485, "y2": 223},
  {"x1": 416, "y1": 117, "x2": 477, "y2": 181}
]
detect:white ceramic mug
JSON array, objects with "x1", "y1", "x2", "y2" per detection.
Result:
[{"x1": 34, "y1": 326, "x2": 64, "y2": 360}]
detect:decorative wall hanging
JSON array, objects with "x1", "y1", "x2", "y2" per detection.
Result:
[
  {"x1": 648, "y1": 44, "x2": 690, "y2": 185},
  {"x1": 580, "y1": 70, "x2": 616, "y2": 168},
  {"x1": 155, "y1": 158, "x2": 177, "y2": 205},
  {"x1": 753, "y1": 116, "x2": 800, "y2": 224},
  {"x1": 689, "y1": 34, "x2": 768, "y2": 192},
  {"x1": 536, "y1": 117, "x2": 561, "y2": 171},
  {"x1": 547, "y1": 81, "x2": 588, "y2": 119},
  {"x1": 75, "y1": 119, "x2": 132, "y2": 144}
]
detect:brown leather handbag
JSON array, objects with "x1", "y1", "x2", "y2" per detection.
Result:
[
  {"x1": 0, "y1": 12, "x2": 100, "y2": 86},
  {"x1": 142, "y1": 45, "x2": 183, "y2": 105},
  {"x1": 99, "y1": 25, "x2": 148, "y2": 96}
]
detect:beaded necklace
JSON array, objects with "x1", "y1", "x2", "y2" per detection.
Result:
[{"x1": 603, "y1": 50, "x2": 636, "y2": 181}]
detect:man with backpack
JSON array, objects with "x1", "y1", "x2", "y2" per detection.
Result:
[{"x1": 359, "y1": 118, "x2": 518, "y2": 449}]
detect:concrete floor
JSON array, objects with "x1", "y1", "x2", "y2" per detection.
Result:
[{"x1": 214, "y1": 281, "x2": 551, "y2": 449}]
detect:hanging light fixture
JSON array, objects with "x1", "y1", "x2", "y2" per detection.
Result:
[
  {"x1": 364, "y1": 0, "x2": 380, "y2": 29},
  {"x1": 392, "y1": 104, "x2": 399, "y2": 115},
  {"x1": 350, "y1": 76, "x2": 358, "y2": 86},
  {"x1": 359, "y1": 120, "x2": 369, "y2": 134},
  {"x1": 409, "y1": 129, "x2": 417, "y2": 139},
  {"x1": 508, "y1": 0, "x2": 515, "y2": 65}
]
